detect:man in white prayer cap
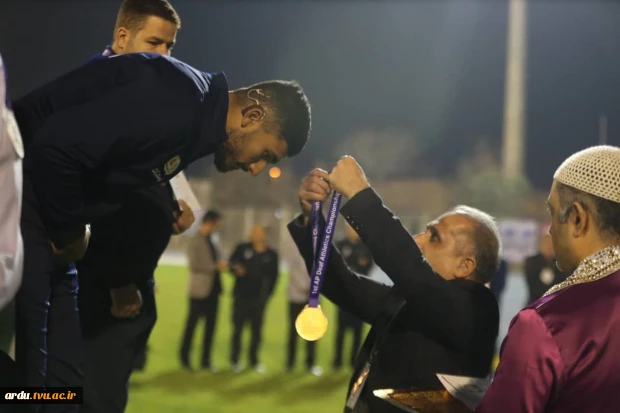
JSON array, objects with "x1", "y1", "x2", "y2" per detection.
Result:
[{"x1": 477, "y1": 145, "x2": 620, "y2": 412}]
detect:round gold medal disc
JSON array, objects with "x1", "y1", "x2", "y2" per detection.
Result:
[{"x1": 295, "y1": 305, "x2": 328, "y2": 341}]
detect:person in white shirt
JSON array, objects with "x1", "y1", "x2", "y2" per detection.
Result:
[{"x1": 0, "y1": 53, "x2": 24, "y2": 380}]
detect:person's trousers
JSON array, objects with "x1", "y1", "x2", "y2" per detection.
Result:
[
  {"x1": 79, "y1": 280, "x2": 157, "y2": 413},
  {"x1": 334, "y1": 309, "x2": 363, "y2": 368},
  {"x1": 180, "y1": 295, "x2": 219, "y2": 368},
  {"x1": 287, "y1": 301, "x2": 316, "y2": 369},
  {"x1": 15, "y1": 219, "x2": 83, "y2": 413},
  {"x1": 230, "y1": 298, "x2": 265, "y2": 366}
]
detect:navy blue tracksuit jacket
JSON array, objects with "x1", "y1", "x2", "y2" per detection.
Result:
[
  {"x1": 77, "y1": 47, "x2": 180, "y2": 413},
  {"x1": 15, "y1": 53, "x2": 229, "y2": 248}
]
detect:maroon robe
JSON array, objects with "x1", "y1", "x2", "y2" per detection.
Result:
[{"x1": 477, "y1": 268, "x2": 620, "y2": 412}]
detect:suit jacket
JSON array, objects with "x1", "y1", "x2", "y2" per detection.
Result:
[
  {"x1": 525, "y1": 253, "x2": 568, "y2": 304},
  {"x1": 76, "y1": 47, "x2": 176, "y2": 291},
  {"x1": 229, "y1": 243, "x2": 278, "y2": 302},
  {"x1": 288, "y1": 188, "x2": 499, "y2": 413},
  {"x1": 186, "y1": 232, "x2": 220, "y2": 299},
  {"x1": 489, "y1": 258, "x2": 508, "y2": 302}
]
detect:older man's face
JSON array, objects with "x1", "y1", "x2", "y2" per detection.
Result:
[
  {"x1": 547, "y1": 181, "x2": 580, "y2": 273},
  {"x1": 413, "y1": 213, "x2": 476, "y2": 281}
]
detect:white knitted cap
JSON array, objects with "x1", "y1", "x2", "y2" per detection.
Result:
[{"x1": 554, "y1": 145, "x2": 620, "y2": 203}]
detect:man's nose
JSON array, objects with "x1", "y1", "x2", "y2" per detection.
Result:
[{"x1": 413, "y1": 233, "x2": 425, "y2": 249}]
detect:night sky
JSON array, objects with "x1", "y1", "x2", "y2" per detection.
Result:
[{"x1": 1, "y1": 0, "x2": 619, "y2": 190}]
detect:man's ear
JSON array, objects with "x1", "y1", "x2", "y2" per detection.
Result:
[
  {"x1": 454, "y1": 256, "x2": 476, "y2": 280},
  {"x1": 241, "y1": 106, "x2": 266, "y2": 127},
  {"x1": 571, "y1": 202, "x2": 589, "y2": 238},
  {"x1": 114, "y1": 27, "x2": 129, "y2": 52}
]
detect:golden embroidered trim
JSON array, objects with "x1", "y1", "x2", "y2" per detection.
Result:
[{"x1": 543, "y1": 245, "x2": 620, "y2": 297}]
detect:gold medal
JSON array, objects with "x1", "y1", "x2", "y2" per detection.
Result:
[{"x1": 295, "y1": 305, "x2": 328, "y2": 341}]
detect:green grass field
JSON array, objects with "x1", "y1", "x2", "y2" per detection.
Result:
[{"x1": 126, "y1": 265, "x2": 369, "y2": 413}]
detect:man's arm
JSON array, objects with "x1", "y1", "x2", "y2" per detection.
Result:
[
  {"x1": 476, "y1": 309, "x2": 564, "y2": 412},
  {"x1": 356, "y1": 245, "x2": 374, "y2": 275},
  {"x1": 340, "y1": 188, "x2": 479, "y2": 349},
  {"x1": 29, "y1": 73, "x2": 191, "y2": 249},
  {"x1": 229, "y1": 244, "x2": 246, "y2": 277},
  {"x1": 288, "y1": 215, "x2": 393, "y2": 325}
]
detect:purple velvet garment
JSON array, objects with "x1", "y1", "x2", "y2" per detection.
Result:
[{"x1": 477, "y1": 269, "x2": 620, "y2": 412}]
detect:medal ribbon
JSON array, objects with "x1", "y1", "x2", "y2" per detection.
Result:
[{"x1": 308, "y1": 192, "x2": 342, "y2": 307}]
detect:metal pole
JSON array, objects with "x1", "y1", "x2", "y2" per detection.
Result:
[
  {"x1": 501, "y1": 0, "x2": 528, "y2": 179},
  {"x1": 599, "y1": 115, "x2": 608, "y2": 145}
]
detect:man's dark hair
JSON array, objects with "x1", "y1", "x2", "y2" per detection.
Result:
[
  {"x1": 202, "y1": 210, "x2": 221, "y2": 223},
  {"x1": 445, "y1": 205, "x2": 501, "y2": 284},
  {"x1": 556, "y1": 181, "x2": 620, "y2": 240},
  {"x1": 244, "y1": 80, "x2": 311, "y2": 157},
  {"x1": 114, "y1": 0, "x2": 181, "y2": 36}
]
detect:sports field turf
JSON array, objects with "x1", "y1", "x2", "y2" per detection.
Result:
[{"x1": 126, "y1": 265, "x2": 367, "y2": 413}]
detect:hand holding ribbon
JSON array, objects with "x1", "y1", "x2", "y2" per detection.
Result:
[
  {"x1": 295, "y1": 193, "x2": 342, "y2": 341},
  {"x1": 295, "y1": 157, "x2": 369, "y2": 341}
]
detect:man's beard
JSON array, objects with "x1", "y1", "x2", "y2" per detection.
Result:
[
  {"x1": 214, "y1": 143, "x2": 234, "y2": 172},
  {"x1": 214, "y1": 133, "x2": 244, "y2": 172}
]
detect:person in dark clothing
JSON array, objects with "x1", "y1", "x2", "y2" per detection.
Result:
[
  {"x1": 489, "y1": 258, "x2": 508, "y2": 304},
  {"x1": 333, "y1": 222, "x2": 373, "y2": 370},
  {"x1": 75, "y1": 5, "x2": 194, "y2": 412},
  {"x1": 229, "y1": 224, "x2": 279, "y2": 373},
  {"x1": 12, "y1": 25, "x2": 312, "y2": 403},
  {"x1": 290, "y1": 156, "x2": 501, "y2": 413},
  {"x1": 77, "y1": 186, "x2": 172, "y2": 413},
  {"x1": 524, "y1": 233, "x2": 569, "y2": 304},
  {"x1": 180, "y1": 210, "x2": 224, "y2": 372}
]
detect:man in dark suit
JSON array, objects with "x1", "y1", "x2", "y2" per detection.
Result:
[
  {"x1": 290, "y1": 156, "x2": 500, "y2": 413},
  {"x1": 524, "y1": 233, "x2": 568, "y2": 304},
  {"x1": 13, "y1": 44, "x2": 311, "y2": 403},
  {"x1": 229, "y1": 224, "x2": 279, "y2": 373},
  {"x1": 180, "y1": 210, "x2": 224, "y2": 372},
  {"x1": 333, "y1": 222, "x2": 373, "y2": 370}
]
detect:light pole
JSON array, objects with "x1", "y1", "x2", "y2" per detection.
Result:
[{"x1": 501, "y1": 0, "x2": 528, "y2": 179}]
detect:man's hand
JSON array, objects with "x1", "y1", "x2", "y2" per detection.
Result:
[
  {"x1": 233, "y1": 264, "x2": 247, "y2": 277},
  {"x1": 218, "y1": 261, "x2": 229, "y2": 272},
  {"x1": 298, "y1": 168, "x2": 332, "y2": 219},
  {"x1": 172, "y1": 199, "x2": 195, "y2": 234},
  {"x1": 50, "y1": 225, "x2": 91, "y2": 263},
  {"x1": 328, "y1": 156, "x2": 370, "y2": 199},
  {"x1": 110, "y1": 283, "x2": 142, "y2": 318}
]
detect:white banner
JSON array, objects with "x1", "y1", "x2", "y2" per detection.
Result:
[{"x1": 498, "y1": 219, "x2": 539, "y2": 264}]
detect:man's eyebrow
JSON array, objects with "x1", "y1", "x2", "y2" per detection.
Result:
[
  {"x1": 426, "y1": 223, "x2": 441, "y2": 239},
  {"x1": 146, "y1": 36, "x2": 175, "y2": 46}
]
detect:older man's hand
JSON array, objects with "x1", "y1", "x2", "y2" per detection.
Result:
[
  {"x1": 328, "y1": 156, "x2": 370, "y2": 199},
  {"x1": 298, "y1": 168, "x2": 332, "y2": 218}
]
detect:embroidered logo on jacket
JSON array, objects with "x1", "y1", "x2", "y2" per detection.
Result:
[{"x1": 164, "y1": 156, "x2": 181, "y2": 175}]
